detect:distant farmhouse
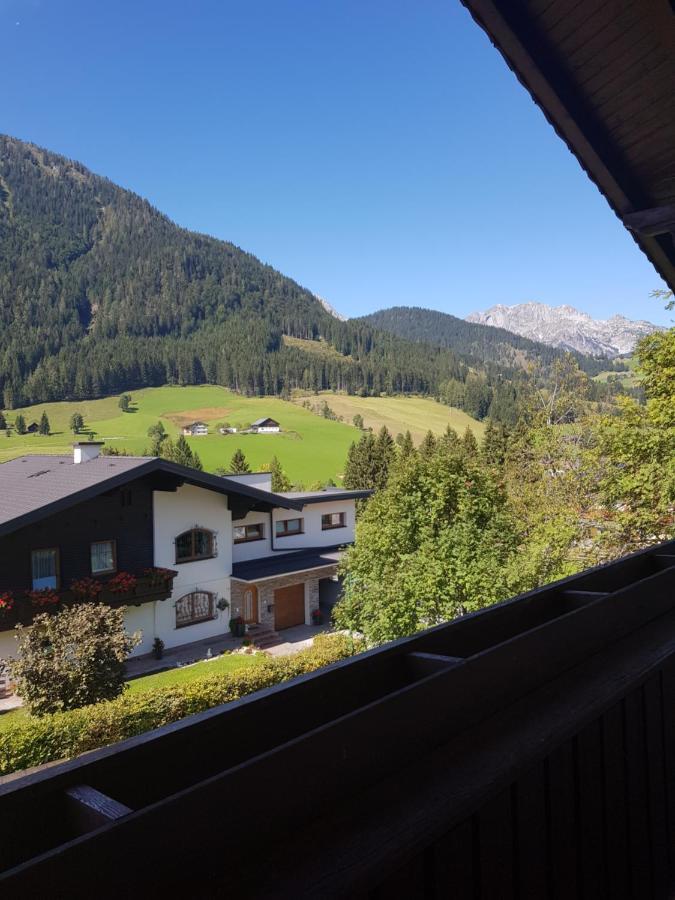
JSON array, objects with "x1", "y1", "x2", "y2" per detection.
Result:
[
  {"x1": 219, "y1": 426, "x2": 238, "y2": 434},
  {"x1": 26, "y1": 422, "x2": 39, "y2": 434},
  {"x1": 249, "y1": 417, "x2": 281, "y2": 434},
  {"x1": 182, "y1": 422, "x2": 208, "y2": 436}
]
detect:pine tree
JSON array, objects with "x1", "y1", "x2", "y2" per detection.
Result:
[
  {"x1": 0, "y1": 411, "x2": 6, "y2": 430},
  {"x1": 14, "y1": 414, "x2": 26, "y2": 435},
  {"x1": 481, "y1": 421, "x2": 509, "y2": 467},
  {"x1": 462, "y1": 425, "x2": 479, "y2": 457},
  {"x1": 343, "y1": 432, "x2": 379, "y2": 490},
  {"x1": 229, "y1": 448, "x2": 251, "y2": 474},
  {"x1": 269, "y1": 455, "x2": 291, "y2": 492},
  {"x1": 396, "y1": 430, "x2": 415, "y2": 457},
  {"x1": 69, "y1": 412, "x2": 84, "y2": 434},
  {"x1": 374, "y1": 425, "x2": 395, "y2": 490},
  {"x1": 352, "y1": 414, "x2": 364, "y2": 430},
  {"x1": 162, "y1": 435, "x2": 203, "y2": 471},
  {"x1": 39, "y1": 411, "x2": 50, "y2": 435},
  {"x1": 418, "y1": 430, "x2": 437, "y2": 458},
  {"x1": 439, "y1": 425, "x2": 461, "y2": 454}
]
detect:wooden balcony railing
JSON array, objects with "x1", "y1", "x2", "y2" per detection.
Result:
[
  {"x1": 1, "y1": 541, "x2": 675, "y2": 897},
  {"x1": 0, "y1": 572, "x2": 176, "y2": 633}
]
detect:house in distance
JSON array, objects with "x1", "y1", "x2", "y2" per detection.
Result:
[
  {"x1": 181, "y1": 421, "x2": 209, "y2": 436},
  {"x1": 249, "y1": 417, "x2": 280, "y2": 433}
]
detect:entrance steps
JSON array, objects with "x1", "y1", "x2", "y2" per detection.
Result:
[{"x1": 246, "y1": 624, "x2": 281, "y2": 650}]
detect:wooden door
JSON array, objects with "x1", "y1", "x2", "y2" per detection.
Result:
[
  {"x1": 242, "y1": 586, "x2": 258, "y2": 624},
  {"x1": 274, "y1": 583, "x2": 306, "y2": 630}
]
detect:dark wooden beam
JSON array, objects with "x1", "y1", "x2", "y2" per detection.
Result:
[
  {"x1": 624, "y1": 206, "x2": 675, "y2": 237},
  {"x1": 63, "y1": 785, "x2": 132, "y2": 834}
]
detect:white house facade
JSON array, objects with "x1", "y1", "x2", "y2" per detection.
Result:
[{"x1": 0, "y1": 450, "x2": 371, "y2": 672}]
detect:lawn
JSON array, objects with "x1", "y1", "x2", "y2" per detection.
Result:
[
  {"x1": 0, "y1": 652, "x2": 263, "y2": 732},
  {"x1": 2, "y1": 385, "x2": 484, "y2": 482},
  {"x1": 295, "y1": 391, "x2": 486, "y2": 444}
]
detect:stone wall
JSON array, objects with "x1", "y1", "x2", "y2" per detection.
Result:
[{"x1": 231, "y1": 566, "x2": 336, "y2": 630}]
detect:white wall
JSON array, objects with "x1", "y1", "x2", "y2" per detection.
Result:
[
  {"x1": 232, "y1": 510, "x2": 273, "y2": 562},
  {"x1": 147, "y1": 484, "x2": 233, "y2": 653}
]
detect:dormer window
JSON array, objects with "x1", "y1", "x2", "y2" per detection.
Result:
[{"x1": 175, "y1": 528, "x2": 215, "y2": 564}]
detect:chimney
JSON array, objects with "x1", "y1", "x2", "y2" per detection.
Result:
[{"x1": 73, "y1": 441, "x2": 104, "y2": 464}]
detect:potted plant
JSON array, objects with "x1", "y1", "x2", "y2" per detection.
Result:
[
  {"x1": 311, "y1": 608, "x2": 323, "y2": 626},
  {"x1": 216, "y1": 598, "x2": 229, "y2": 612},
  {"x1": 152, "y1": 637, "x2": 165, "y2": 660},
  {"x1": 229, "y1": 615, "x2": 245, "y2": 637},
  {"x1": 25, "y1": 588, "x2": 61, "y2": 609}
]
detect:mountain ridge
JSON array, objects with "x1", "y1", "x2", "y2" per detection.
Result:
[{"x1": 466, "y1": 301, "x2": 664, "y2": 358}]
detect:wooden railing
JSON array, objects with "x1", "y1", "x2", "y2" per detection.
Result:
[
  {"x1": 0, "y1": 572, "x2": 176, "y2": 633},
  {"x1": 1, "y1": 541, "x2": 675, "y2": 897}
]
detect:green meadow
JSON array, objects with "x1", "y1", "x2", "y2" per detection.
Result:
[{"x1": 2, "y1": 385, "x2": 483, "y2": 483}]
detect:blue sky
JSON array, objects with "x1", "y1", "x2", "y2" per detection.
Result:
[{"x1": 2, "y1": 0, "x2": 671, "y2": 325}]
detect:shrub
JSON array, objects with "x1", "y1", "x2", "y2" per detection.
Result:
[
  {"x1": 0, "y1": 634, "x2": 363, "y2": 777},
  {"x1": 10, "y1": 604, "x2": 140, "y2": 716}
]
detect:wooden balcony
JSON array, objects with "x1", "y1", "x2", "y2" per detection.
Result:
[
  {"x1": 1, "y1": 541, "x2": 675, "y2": 897},
  {"x1": 0, "y1": 573, "x2": 176, "y2": 633}
]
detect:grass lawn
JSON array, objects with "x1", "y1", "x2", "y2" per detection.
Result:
[
  {"x1": 295, "y1": 391, "x2": 486, "y2": 444},
  {"x1": 0, "y1": 652, "x2": 263, "y2": 733},
  {"x1": 2, "y1": 385, "x2": 483, "y2": 482}
]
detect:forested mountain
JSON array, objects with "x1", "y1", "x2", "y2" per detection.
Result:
[
  {"x1": 357, "y1": 306, "x2": 617, "y2": 377},
  {"x1": 0, "y1": 136, "x2": 471, "y2": 407}
]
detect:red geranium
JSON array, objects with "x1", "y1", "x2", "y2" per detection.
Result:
[
  {"x1": 0, "y1": 591, "x2": 15, "y2": 613},
  {"x1": 70, "y1": 577, "x2": 103, "y2": 600},
  {"x1": 26, "y1": 588, "x2": 60, "y2": 608},
  {"x1": 107, "y1": 571, "x2": 138, "y2": 594},
  {"x1": 141, "y1": 567, "x2": 178, "y2": 583}
]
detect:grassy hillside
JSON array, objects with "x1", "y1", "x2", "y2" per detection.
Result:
[
  {"x1": 2, "y1": 386, "x2": 484, "y2": 482},
  {"x1": 294, "y1": 391, "x2": 486, "y2": 444}
]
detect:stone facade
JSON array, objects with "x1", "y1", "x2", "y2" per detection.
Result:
[{"x1": 231, "y1": 566, "x2": 335, "y2": 630}]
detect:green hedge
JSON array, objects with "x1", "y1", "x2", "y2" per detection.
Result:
[{"x1": 0, "y1": 634, "x2": 362, "y2": 777}]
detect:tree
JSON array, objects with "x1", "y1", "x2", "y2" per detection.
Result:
[
  {"x1": 461, "y1": 425, "x2": 479, "y2": 457},
  {"x1": 10, "y1": 603, "x2": 140, "y2": 716},
  {"x1": 481, "y1": 420, "x2": 509, "y2": 468},
  {"x1": 229, "y1": 448, "x2": 251, "y2": 474},
  {"x1": 418, "y1": 430, "x2": 437, "y2": 458},
  {"x1": 352, "y1": 414, "x2": 364, "y2": 430},
  {"x1": 162, "y1": 435, "x2": 203, "y2": 470},
  {"x1": 396, "y1": 430, "x2": 415, "y2": 457},
  {"x1": 334, "y1": 446, "x2": 524, "y2": 645},
  {"x1": 0, "y1": 411, "x2": 5, "y2": 430},
  {"x1": 69, "y1": 411, "x2": 84, "y2": 434},
  {"x1": 14, "y1": 414, "x2": 26, "y2": 435},
  {"x1": 147, "y1": 421, "x2": 167, "y2": 455},
  {"x1": 118, "y1": 393, "x2": 132, "y2": 412},
  {"x1": 373, "y1": 425, "x2": 395, "y2": 490},
  {"x1": 269, "y1": 455, "x2": 291, "y2": 492},
  {"x1": 343, "y1": 432, "x2": 379, "y2": 490},
  {"x1": 39, "y1": 411, "x2": 50, "y2": 435}
]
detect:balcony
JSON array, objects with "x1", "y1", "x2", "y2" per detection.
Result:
[
  {"x1": 0, "y1": 570, "x2": 177, "y2": 633},
  {"x1": 1, "y1": 541, "x2": 674, "y2": 896}
]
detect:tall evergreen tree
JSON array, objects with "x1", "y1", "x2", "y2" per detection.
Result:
[
  {"x1": 229, "y1": 448, "x2": 251, "y2": 474},
  {"x1": 269, "y1": 455, "x2": 291, "y2": 492},
  {"x1": 14, "y1": 414, "x2": 26, "y2": 435},
  {"x1": 162, "y1": 435, "x2": 203, "y2": 471},
  {"x1": 343, "y1": 432, "x2": 379, "y2": 490},
  {"x1": 69, "y1": 412, "x2": 84, "y2": 434},
  {"x1": 39, "y1": 411, "x2": 50, "y2": 435},
  {"x1": 396, "y1": 430, "x2": 415, "y2": 457},
  {"x1": 461, "y1": 425, "x2": 479, "y2": 457},
  {"x1": 418, "y1": 430, "x2": 437, "y2": 459},
  {"x1": 373, "y1": 425, "x2": 395, "y2": 490},
  {"x1": 0, "y1": 411, "x2": 6, "y2": 430}
]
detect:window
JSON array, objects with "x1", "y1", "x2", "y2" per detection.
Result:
[
  {"x1": 91, "y1": 540, "x2": 117, "y2": 574},
  {"x1": 31, "y1": 548, "x2": 59, "y2": 590},
  {"x1": 175, "y1": 528, "x2": 215, "y2": 563},
  {"x1": 175, "y1": 591, "x2": 215, "y2": 628},
  {"x1": 321, "y1": 512, "x2": 346, "y2": 530},
  {"x1": 233, "y1": 523, "x2": 265, "y2": 544},
  {"x1": 275, "y1": 518, "x2": 304, "y2": 538}
]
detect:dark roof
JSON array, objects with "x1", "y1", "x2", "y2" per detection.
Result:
[
  {"x1": 460, "y1": 0, "x2": 675, "y2": 292},
  {"x1": 231, "y1": 546, "x2": 344, "y2": 581},
  {"x1": 281, "y1": 488, "x2": 373, "y2": 504},
  {"x1": 250, "y1": 417, "x2": 279, "y2": 427},
  {"x1": 0, "y1": 455, "x2": 302, "y2": 538}
]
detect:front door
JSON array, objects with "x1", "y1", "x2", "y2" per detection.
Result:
[
  {"x1": 242, "y1": 586, "x2": 258, "y2": 624},
  {"x1": 274, "y1": 583, "x2": 306, "y2": 631}
]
